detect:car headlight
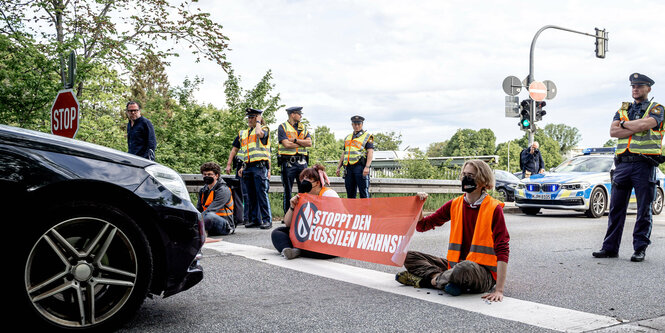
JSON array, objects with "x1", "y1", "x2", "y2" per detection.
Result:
[
  {"x1": 516, "y1": 183, "x2": 526, "y2": 190},
  {"x1": 561, "y1": 182, "x2": 590, "y2": 190},
  {"x1": 145, "y1": 164, "x2": 190, "y2": 201}
]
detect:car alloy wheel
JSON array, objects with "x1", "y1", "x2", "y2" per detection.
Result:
[
  {"x1": 24, "y1": 208, "x2": 149, "y2": 331},
  {"x1": 585, "y1": 187, "x2": 606, "y2": 218},
  {"x1": 653, "y1": 187, "x2": 664, "y2": 215}
]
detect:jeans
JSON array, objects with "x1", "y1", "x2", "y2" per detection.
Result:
[{"x1": 202, "y1": 212, "x2": 232, "y2": 236}]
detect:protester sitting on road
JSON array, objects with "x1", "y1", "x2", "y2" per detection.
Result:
[
  {"x1": 395, "y1": 159, "x2": 510, "y2": 302},
  {"x1": 196, "y1": 162, "x2": 235, "y2": 236},
  {"x1": 271, "y1": 164, "x2": 338, "y2": 259}
]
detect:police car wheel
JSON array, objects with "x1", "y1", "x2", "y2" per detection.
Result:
[
  {"x1": 21, "y1": 202, "x2": 153, "y2": 332},
  {"x1": 585, "y1": 187, "x2": 606, "y2": 218},
  {"x1": 653, "y1": 187, "x2": 664, "y2": 215}
]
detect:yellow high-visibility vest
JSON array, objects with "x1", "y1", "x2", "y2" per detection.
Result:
[
  {"x1": 238, "y1": 126, "x2": 270, "y2": 163},
  {"x1": 343, "y1": 131, "x2": 371, "y2": 166},
  {"x1": 616, "y1": 102, "x2": 664, "y2": 155},
  {"x1": 278, "y1": 121, "x2": 309, "y2": 156}
]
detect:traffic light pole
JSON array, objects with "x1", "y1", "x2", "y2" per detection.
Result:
[{"x1": 526, "y1": 25, "x2": 607, "y2": 145}]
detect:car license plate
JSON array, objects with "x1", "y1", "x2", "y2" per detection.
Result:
[{"x1": 533, "y1": 194, "x2": 550, "y2": 200}]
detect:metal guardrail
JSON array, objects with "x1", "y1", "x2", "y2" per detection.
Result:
[{"x1": 180, "y1": 174, "x2": 461, "y2": 195}]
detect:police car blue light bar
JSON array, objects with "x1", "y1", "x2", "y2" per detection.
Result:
[{"x1": 583, "y1": 147, "x2": 616, "y2": 155}]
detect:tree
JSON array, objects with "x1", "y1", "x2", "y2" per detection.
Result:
[
  {"x1": 397, "y1": 150, "x2": 438, "y2": 179},
  {"x1": 308, "y1": 125, "x2": 343, "y2": 166},
  {"x1": 426, "y1": 141, "x2": 448, "y2": 157},
  {"x1": 0, "y1": 33, "x2": 60, "y2": 129},
  {"x1": 495, "y1": 139, "x2": 523, "y2": 173},
  {"x1": 222, "y1": 69, "x2": 282, "y2": 154},
  {"x1": 443, "y1": 128, "x2": 496, "y2": 156},
  {"x1": 603, "y1": 139, "x2": 617, "y2": 147},
  {"x1": 0, "y1": 0, "x2": 230, "y2": 104},
  {"x1": 543, "y1": 123, "x2": 582, "y2": 155},
  {"x1": 373, "y1": 131, "x2": 402, "y2": 151}
]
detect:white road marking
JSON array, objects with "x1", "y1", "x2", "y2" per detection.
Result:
[{"x1": 205, "y1": 241, "x2": 623, "y2": 332}]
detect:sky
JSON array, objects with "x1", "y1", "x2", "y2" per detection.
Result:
[{"x1": 165, "y1": 0, "x2": 665, "y2": 152}]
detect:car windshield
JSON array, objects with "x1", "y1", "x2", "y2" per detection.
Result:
[
  {"x1": 495, "y1": 170, "x2": 520, "y2": 182},
  {"x1": 553, "y1": 156, "x2": 614, "y2": 173}
]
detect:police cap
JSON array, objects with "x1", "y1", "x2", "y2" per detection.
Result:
[
  {"x1": 350, "y1": 115, "x2": 365, "y2": 123},
  {"x1": 286, "y1": 106, "x2": 303, "y2": 114},
  {"x1": 629, "y1": 73, "x2": 655, "y2": 87},
  {"x1": 245, "y1": 107, "x2": 263, "y2": 116}
]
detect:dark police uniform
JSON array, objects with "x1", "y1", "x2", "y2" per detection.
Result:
[
  {"x1": 232, "y1": 108, "x2": 272, "y2": 229},
  {"x1": 595, "y1": 73, "x2": 665, "y2": 262},
  {"x1": 278, "y1": 106, "x2": 311, "y2": 214},
  {"x1": 342, "y1": 115, "x2": 374, "y2": 198}
]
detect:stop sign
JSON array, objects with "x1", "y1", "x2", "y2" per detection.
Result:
[{"x1": 51, "y1": 89, "x2": 79, "y2": 138}]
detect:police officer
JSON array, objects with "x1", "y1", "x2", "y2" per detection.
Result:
[
  {"x1": 593, "y1": 73, "x2": 664, "y2": 262},
  {"x1": 336, "y1": 115, "x2": 374, "y2": 198},
  {"x1": 278, "y1": 106, "x2": 312, "y2": 215},
  {"x1": 225, "y1": 108, "x2": 272, "y2": 229}
]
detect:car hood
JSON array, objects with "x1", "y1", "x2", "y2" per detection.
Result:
[
  {"x1": 0, "y1": 124, "x2": 154, "y2": 168},
  {"x1": 522, "y1": 172, "x2": 609, "y2": 184}
]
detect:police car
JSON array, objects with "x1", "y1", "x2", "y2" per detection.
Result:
[{"x1": 514, "y1": 147, "x2": 665, "y2": 218}]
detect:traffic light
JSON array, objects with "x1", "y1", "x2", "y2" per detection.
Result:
[
  {"x1": 535, "y1": 101, "x2": 546, "y2": 121},
  {"x1": 595, "y1": 28, "x2": 608, "y2": 59},
  {"x1": 519, "y1": 99, "x2": 532, "y2": 131}
]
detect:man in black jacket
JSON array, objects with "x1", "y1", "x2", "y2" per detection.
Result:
[
  {"x1": 520, "y1": 141, "x2": 545, "y2": 178},
  {"x1": 126, "y1": 101, "x2": 156, "y2": 160}
]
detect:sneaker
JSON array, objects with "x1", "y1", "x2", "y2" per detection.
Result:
[
  {"x1": 444, "y1": 282, "x2": 463, "y2": 296},
  {"x1": 281, "y1": 248, "x2": 301, "y2": 260},
  {"x1": 395, "y1": 271, "x2": 422, "y2": 288}
]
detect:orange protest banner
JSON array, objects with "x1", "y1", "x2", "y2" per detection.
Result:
[{"x1": 289, "y1": 194, "x2": 425, "y2": 266}]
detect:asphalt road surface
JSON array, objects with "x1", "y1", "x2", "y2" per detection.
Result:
[{"x1": 120, "y1": 207, "x2": 665, "y2": 332}]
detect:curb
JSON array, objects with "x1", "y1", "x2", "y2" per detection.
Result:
[{"x1": 502, "y1": 202, "x2": 521, "y2": 214}]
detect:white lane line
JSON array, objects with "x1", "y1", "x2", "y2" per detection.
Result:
[{"x1": 205, "y1": 241, "x2": 622, "y2": 332}]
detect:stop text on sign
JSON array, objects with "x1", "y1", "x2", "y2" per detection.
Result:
[{"x1": 52, "y1": 107, "x2": 78, "y2": 131}]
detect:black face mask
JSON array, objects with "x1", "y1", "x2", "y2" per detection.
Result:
[
  {"x1": 461, "y1": 176, "x2": 477, "y2": 193},
  {"x1": 203, "y1": 176, "x2": 215, "y2": 185},
  {"x1": 298, "y1": 180, "x2": 313, "y2": 193}
]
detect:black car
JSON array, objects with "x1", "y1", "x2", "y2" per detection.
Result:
[
  {"x1": 494, "y1": 169, "x2": 520, "y2": 202},
  {"x1": 2, "y1": 125, "x2": 204, "y2": 332}
]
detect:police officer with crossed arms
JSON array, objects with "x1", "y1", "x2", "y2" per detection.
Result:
[{"x1": 593, "y1": 73, "x2": 665, "y2": 262}]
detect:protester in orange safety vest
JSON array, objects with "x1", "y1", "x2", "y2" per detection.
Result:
[
  {"x1": 395, "y1": 160, "x2": 510, "y2": 302},
  {"x1": 196, "y1": 162, "x2": 235, "y2": 235}
]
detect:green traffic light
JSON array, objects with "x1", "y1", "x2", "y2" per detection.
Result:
[{"x1": 522, "y1": 119, "x2": 530, "y2": 127}]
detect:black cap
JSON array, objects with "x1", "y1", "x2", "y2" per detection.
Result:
[
  {"x1": 245, "y1": 107, "x2": 263, "y2": 116},
  {"x1": 351, "y1": 115, "x2": 365, "y2": 123},
  {"x1": 286, "y1": 106, "x2": 303, "y2": 114},
  {"x1": 629, "y1": 73, "x2": 655, "y2": 87}
]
